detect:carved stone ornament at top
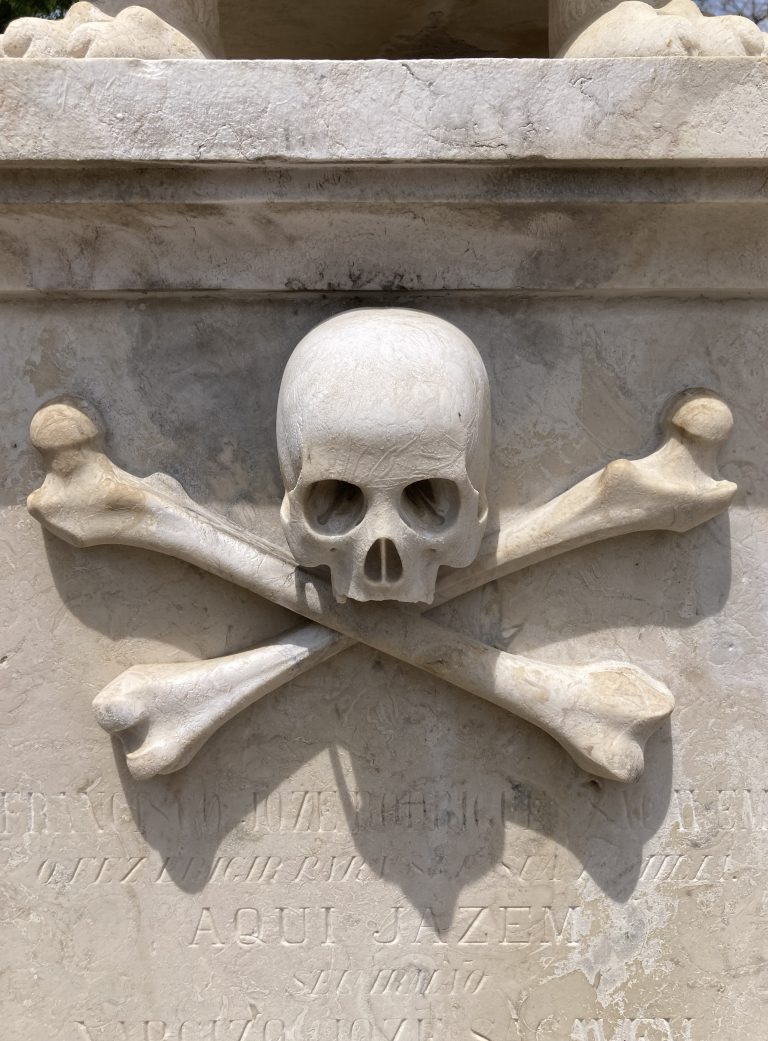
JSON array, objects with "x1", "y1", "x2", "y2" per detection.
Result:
[
  {"x1": 27, "y1": 308, "x2": 736, "y2": 787},
  {"x1": 1, "y1": 0, "x2": 765, "y2": 59}
]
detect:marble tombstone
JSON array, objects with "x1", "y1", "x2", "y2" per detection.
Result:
[{"x1": 2, "y1": 3, "x2": 768, "y2": 1040}]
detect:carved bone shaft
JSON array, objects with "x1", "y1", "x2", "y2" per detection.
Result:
[
  {"x1": 437, "y1": 388, "x2": 736, "y2": 600},
  {"x1": 95, "y1": 389, "x2": 733, "y2": 780},
  {"x1": 27, "y1": 398, "x2": 694, "y2": 782}
]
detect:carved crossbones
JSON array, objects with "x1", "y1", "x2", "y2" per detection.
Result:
[{"x1": 26, "y1": 318, "x2": 736, "y2": 786}]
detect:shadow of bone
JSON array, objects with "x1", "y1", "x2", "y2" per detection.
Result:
[
  {"x1": 104, "y1": 630, "x2": 672, "y2": 912},
  {"x1": 33, "y1": 430, "x2": 686, "y2": 910},
  {"x1": 442, "y1": 518, "x2": 734, "y2": 658},
  {"x1": 38, "y1": 492, "x2": 682, "y2": 909},
  {"x1": 36, "y1": 471, "x2": 683, "y2": 910},
  {"x1": 39, "y1": 528, "x2": 292, "y2": 662},
  {"x1": 325, "y1": 674, "x2": 673, "y2": 916}
]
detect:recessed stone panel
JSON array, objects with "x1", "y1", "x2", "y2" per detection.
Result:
[
  {"x1": 2, "y1": 287, "x2": 765, "y2": 1039},
  {"x1": 2, "y1": 57, "x2": 767, "y2": 1041}
]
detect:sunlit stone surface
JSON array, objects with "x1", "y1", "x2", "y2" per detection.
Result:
[{"x1": 1, "y1": 57, "x2": 767, "y2": 1041}]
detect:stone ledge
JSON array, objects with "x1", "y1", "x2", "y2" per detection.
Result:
[
  {"x1": 1, "y1": 165, "x2": 766, "y2": 293},
  {"x1": 1, "y1": 57, "x2": 768, "y2": 165}
]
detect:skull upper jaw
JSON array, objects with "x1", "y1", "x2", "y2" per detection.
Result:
[{"x1": 325, "y1": 547, "x2": 442, "y2": 605}]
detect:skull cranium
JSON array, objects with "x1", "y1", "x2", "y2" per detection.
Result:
[{"x1": 277, "y1": 308, "x2": 491, "y2": 604}]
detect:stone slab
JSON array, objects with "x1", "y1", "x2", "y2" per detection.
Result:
[
  {"x1": 2, "y1": 57, "x2": 768, "y2": 164},
  {"x1": 2, "y1": 290, "x2": 766, "y2": 1041},
  {"x1": 2, "y1": 54, "x2": 768, "y2": 1041}
]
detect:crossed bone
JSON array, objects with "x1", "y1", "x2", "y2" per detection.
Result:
[{"x1": 27, "y1": 390, "x2": 736, "y2": 784}]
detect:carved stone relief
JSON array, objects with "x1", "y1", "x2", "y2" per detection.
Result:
[
  {"x1": 26, "y1": 309, "x2": 735, "y2": 789},
  {"x1": 1, "y1": 16, "x2": 764, "y2": 1028},
  {"x1": 1, "y1": 0, "x2": 765, "y2": 59}
]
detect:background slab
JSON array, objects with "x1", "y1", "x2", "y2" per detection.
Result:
[{"x1": 1, "y1": 63, "x2": 767, "y2": 1040}]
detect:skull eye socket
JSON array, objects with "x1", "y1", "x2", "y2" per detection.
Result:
[
  {"x1": 304, "y1": 480, "x2": 365, "y2": 535},
  {"x1": 400, "y1": 479, "x2": 460, "y2": 532}
]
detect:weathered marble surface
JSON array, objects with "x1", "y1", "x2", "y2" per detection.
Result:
[
  {"x1": 2, "y1": 60, "x2": 768, "y2": 1041},
  {"x1": 4, "y1": 59, "x2": 768, "y2": 163}
]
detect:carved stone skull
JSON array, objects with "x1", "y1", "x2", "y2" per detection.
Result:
[{"x1": 277, "y1": 308, "x2": 491, "y2": 604}]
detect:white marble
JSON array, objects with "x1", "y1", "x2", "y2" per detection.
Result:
[
  {"x1": 276, "y1": 310, "x2": 492, "y2": 605},
  {"x1": 3, "y1": 58, "x2": 768, "y2": 164},
  {"x1": 1, "y1": 53, "x2": 768, "y2": 1041},
  {"x1": 3, "y1": 289, "x2": 766, "y2": 1040},
  {"x1": 39, "y1": 361, "x2": 742, "y2": 787},
  {"x1": 559, "y1": 0, "x2": 765, "y2": 56}
]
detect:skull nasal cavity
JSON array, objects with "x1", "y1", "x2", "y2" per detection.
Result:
[{"x1": 364, "y1": 538, "x2": 404, "y2": 584}]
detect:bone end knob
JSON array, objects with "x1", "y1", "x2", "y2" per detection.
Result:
[
  {"x1": 27, "y1": 397, "x2": 137, "y2": 548},
  {"x1": 664, "y1": 388, "x2": 734, "y2": 446},
  {"x1": 29, "y1": 397, "x2": 105, "y2": 475},
  {"x1": 93, "y1": 668, "x2": 208, "y2": 781},
  {"x1": 93, "y1": 676, "x2": 150, "y2": 734},
  {"x1": 652, "y1": 388, "x2": 737, "y2": 532}
]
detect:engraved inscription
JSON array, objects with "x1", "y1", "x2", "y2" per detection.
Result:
[
  {"x1": 7, "y1": 785, "x2": 768, "y2": 842},
  {"x1": 69, "y1": 1013, "x2": 698, "y2": 1041},
  {"x1": 189, "y1": 906, "x2": 337, "y2": 948},
  {"x1": 185, "y1": 903, "x2": 582, "y2": 950}
]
